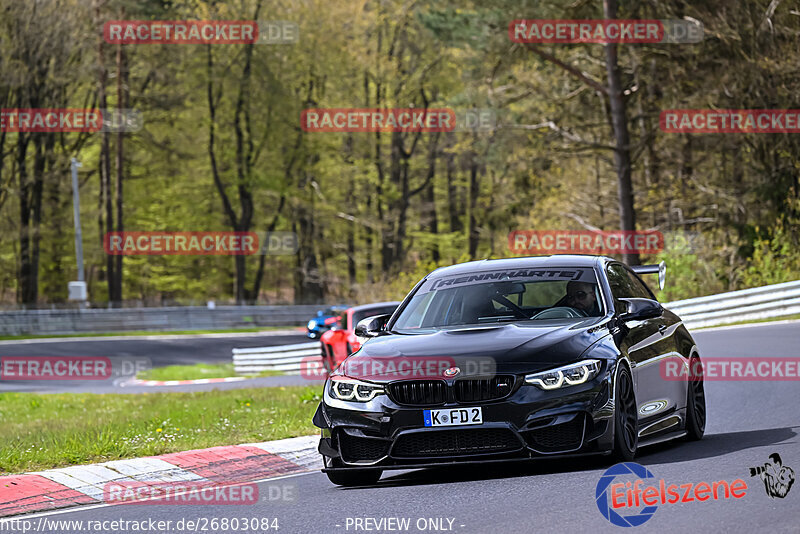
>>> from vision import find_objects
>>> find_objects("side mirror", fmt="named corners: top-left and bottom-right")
top-left (354, 314), bottom-right (391, 338)
top-left (618, 298), bottom-right (663, 322)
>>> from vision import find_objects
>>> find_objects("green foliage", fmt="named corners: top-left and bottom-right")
top-left (0, 387), bottom-right (319, 473)
top-left (0, 0), bottom-right (799, 307)
top-left (742, 218), bottom-right (800, 288)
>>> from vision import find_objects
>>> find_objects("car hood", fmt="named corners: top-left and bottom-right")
top-left (335, 317), bottom-right (611, 382)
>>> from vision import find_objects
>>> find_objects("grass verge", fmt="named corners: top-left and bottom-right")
top-left (137, 363), bottom-right (283, 381)
top-left (0, 386), bottom-right (321, 474)
top-left (0, 326), bottom-right (300, 341)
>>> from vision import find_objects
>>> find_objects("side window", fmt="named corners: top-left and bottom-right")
top-left (623, 269), bottom-right (655, 299)
top-left (607, 264), bottom-right (654, 299)
top-left (628, 273), bottom-right (655, 300)
top-left (607, 264), bottom-right (633, 300)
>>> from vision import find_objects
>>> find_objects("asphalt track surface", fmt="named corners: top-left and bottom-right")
top-left (6, 321), bottom-right (799, 533)
top-left (0, 331), bottom-right (312, 393)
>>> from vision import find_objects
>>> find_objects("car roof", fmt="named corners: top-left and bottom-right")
top-left (349, 301), bottom-right (401, 313)
top-left (427, 255), bottom-right (613, 279)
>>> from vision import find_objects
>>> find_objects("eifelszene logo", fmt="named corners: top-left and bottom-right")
top-left (595, 462), bottom-right (748, 527)
top-left (749, 453), bottom-right (795, 498)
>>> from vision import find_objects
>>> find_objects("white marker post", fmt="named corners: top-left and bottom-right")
top-left (69, 157), bottom-right (87, 305)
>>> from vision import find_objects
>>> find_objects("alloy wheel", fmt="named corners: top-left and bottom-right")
top-left (618, 369), bottom-right (638, 453)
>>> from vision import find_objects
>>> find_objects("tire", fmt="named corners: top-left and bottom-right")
top-left (325, 460), bottom-right (382, 487)
top-left (321, 345), bottom-right (334, 374)
top-left (612, 365), bottom-right (638, 462)
top-left (684, 355), bottom-right (706, 441)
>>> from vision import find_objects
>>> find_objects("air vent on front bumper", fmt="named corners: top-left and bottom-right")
top-left (392, 428), bottom-right (523, 458)
top-left (387, 380), bottom-right (447, 406)
top-left (522, 414), bottom-right (585, 453)
top-left (454, 376), bottom-right (516, 402)
top-left (338, 432), bottom-right (390, 463)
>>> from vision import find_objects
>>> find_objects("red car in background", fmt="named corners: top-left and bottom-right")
top-left (320, 301), bottom-right (400, 372)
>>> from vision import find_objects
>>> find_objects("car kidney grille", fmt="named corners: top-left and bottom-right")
top-left (387, 380), bottom-right (447, 406)
top-left (392, 429), bottom-right (522, 458)
top-left (338, 433), bottom-right (390, 462)
top-left (455, 376), bottom-right (515, 402)
top-left (523, 414), bottom-right (585, 452)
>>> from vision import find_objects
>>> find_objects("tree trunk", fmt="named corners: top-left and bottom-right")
top-left (97, 13), bottom-right (116, 302)
top-left (17, 133), bottom-right (33, 304)
top-left (249, 195), bottom-right (286, 302)
top-left (603, 0), bottom-right (639, 265)
top-left (112, 35), bottom-right (127, 305)
top-left (206, 1), bottom-right (264, 304)
top-left (365, 196), bottom-right (375, 283)
top-left (446, 136), bottom-right (462, 234)
top-left (423, 134), bottom-right (440, 262)
top-left (392, 131), bottom-right (408, 268)
top-left (363, 71), bottom-right (374, 283)
top-left (293, 200), bottom-right (324, 304)
top-left (467, 150), bottom-right (480, 259)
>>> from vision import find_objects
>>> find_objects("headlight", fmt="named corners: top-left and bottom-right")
top-left (525, 359), bottom-right (602, 390)
top-left (307, 320), bottom-right (317, 329)
top-left (329, 378), bottom-right (384, 402)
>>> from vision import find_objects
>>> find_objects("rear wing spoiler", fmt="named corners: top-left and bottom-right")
top-left (631, 261), bottom-right (666, 291)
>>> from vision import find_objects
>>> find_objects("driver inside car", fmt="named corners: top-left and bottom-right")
top-left (562, 281), bottom-right (601, 316)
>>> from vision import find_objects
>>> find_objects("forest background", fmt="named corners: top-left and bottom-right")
top-left (1, 0), bottom-right (798, 308)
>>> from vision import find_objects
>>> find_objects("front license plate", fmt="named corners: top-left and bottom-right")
top-left (423, 407), bottom-right (483, 427)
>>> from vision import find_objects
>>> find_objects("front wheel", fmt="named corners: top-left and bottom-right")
top-left (612, 365), bottom-right (638, 461)
top-left (684, 355), bottom-right (706, 441)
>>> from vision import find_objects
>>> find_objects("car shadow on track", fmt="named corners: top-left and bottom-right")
top-left (338, 455), bottom-right (613, 490)
top-left (336, 426), bottom-right (798, 490)
top-left (635, 426), bottom-right (798, 465)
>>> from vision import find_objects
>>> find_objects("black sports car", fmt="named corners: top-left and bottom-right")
top-left (313, 255), bottom-right (706, 486)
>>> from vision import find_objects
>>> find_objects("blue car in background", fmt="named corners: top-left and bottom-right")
top-left (307, 306), bottom-right (348, 339)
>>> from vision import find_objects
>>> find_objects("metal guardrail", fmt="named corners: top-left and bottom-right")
top-left (233, 280), bottom-right (800, 375)
top-left (664, 279), bottom-right (800, 329)
top-left (233, 342), bottom-right (323, 375)
top-left (0, 305), bottom-right (322, 335)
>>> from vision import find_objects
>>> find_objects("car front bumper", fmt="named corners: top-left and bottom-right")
top-left (313, 363), bottom-right (618, 471)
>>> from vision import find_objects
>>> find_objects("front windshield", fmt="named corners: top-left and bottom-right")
top-left (392, 267), bottom-right (603, 332)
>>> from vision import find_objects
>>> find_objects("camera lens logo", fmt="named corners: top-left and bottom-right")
top-left (596, 462), bottom-right (658, 527)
